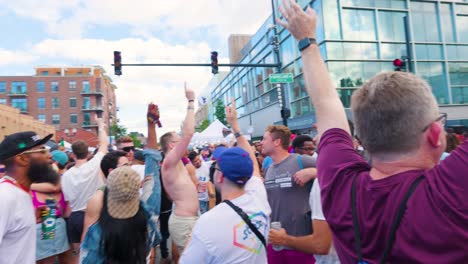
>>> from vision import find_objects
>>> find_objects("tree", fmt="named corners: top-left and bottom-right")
top-left (198, 119), bottom-right (210, 132)
top-left (129, 132), bottom-right (143, 148)
top-left (110, 122), bottom-right (127, 139)
top-left (214, 100), bottom-right (227, 125)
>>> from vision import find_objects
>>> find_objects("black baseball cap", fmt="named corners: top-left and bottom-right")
top-left (0, 131), bottom-right (53, 161)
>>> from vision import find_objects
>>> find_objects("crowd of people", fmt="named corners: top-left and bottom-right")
top-left (1, 1), bottom-right (467, 263)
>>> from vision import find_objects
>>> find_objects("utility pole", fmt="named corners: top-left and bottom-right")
top-left (271, 0), bottom-right (289, 127)
top-left (403, 15), bottom-right (414, 73)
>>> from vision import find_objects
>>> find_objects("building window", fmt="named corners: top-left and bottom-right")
top-left (446, 45), bottom-right (468, 61)
top-left (0, 82), bottom-right (6, 93)
top-left (70, 114), bottom-right (78, 124)
top-left (37, 81), bottom-right (45, 92)
top-left (449, 63), bottom-right (468, 86)
top-left (83, 113), bottom-right (91, 125)
top-left (0, 99), bottom-right (6, 105)
top-left (82, 81), bottom-right (90, 92)
top-left (452, 87), bottom-right (468, 104)
top-left (70, 97), bottom-right (77, 108)
top-left (83, 97), bottom-right (90, 109)
top-left (52, 114), bottom-right (60, 125)
top-left (417, 62), bottom-right (449, 105)
top-left (440, 3), bottom-right (456, 43)
top-left (11, 98), bottom-right (27, 112)
top-left (11, 82), bottom-right (27, 94)
top-left (411, 1), bottom-right (441, 42)
top-left (38, 114), bottom-right (46, 122)
top-left (69, 81), bottom-right (77, 91)
top-left (38, 98), bottom-right (46, 109)
top-left (415, 44), bottom-right (444, 60)
top-left (52, 97), bottom-right (59, 109)
top-left (41, 71), bottom-right (48, 76)
top-left (51, 81), bottom-right (59, 92)
top-left (342, 9), bottom-right (377, 41)
top-left (456, 15), bottom-right (468, 43)
top-left (378, 11), bottom-right (406, 41)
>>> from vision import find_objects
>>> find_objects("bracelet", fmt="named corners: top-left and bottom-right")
top-left (187, 106), bottom-right (195, 110)
top-left (234, 132), bottom-right (242, 138)
top-left (188, 100), bottom-right (195, 103)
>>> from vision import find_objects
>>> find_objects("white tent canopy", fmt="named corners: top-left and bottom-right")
top-left (191, 119), bottom-right (230, 145)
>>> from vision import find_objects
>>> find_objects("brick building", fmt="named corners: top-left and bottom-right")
top-left (0, 66), bottom-right (118, 135)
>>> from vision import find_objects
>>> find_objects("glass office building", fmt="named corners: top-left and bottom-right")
top-left (209, 0), bottom-right (468, 137)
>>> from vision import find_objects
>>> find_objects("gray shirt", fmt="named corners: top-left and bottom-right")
top-left (264, 154), bottom-right (316, 237)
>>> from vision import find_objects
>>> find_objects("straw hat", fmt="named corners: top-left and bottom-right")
top-left (106, 166), bottom-right (140, 219)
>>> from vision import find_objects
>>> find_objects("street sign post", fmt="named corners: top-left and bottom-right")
top-left (269, 73), bottom-right (294, 84)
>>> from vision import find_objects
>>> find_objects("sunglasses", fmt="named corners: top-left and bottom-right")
top-left (0, 167), bottom-right (5, 173)
top-left (20, 147), bottom-right (49, 155)
top-left (120, 146), bottom-right (135, 153)
top-left (298, 147), bottom-right (315, 151)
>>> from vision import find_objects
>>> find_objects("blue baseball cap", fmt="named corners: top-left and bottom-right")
top-left (213, 147), bottom-right (253, 185)
top-left (51, 150), bottom-right (68, 166)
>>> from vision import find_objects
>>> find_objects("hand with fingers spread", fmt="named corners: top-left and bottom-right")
top-left (276, 0), bottom-right (317, 41)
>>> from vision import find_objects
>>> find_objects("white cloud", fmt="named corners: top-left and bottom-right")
top-left (0, 49), bottom-right (37, 65)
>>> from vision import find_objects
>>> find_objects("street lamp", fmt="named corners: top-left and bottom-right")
top-left (64, 128), bottom-right (77, 143)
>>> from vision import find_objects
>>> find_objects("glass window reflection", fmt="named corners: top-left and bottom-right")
top-left (342, 9), bottom-right (377, 41)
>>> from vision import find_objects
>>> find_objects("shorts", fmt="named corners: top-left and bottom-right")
top-left (168, 213), bottom-right (198, 254)
top-left (67, 211), bottom-right (85, 243)
top-left (36, 217), bottom-right (70, 260)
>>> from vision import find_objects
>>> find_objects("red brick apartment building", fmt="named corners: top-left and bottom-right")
top-left (0, 66), bottom-right (118, 136)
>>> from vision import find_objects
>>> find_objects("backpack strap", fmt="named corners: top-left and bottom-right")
top-left (352, 175), bottom-right (425, 264)
top-left (224, 200), bottom-right (266, 248)
top-left (297, 155), bottom-right (304, 170)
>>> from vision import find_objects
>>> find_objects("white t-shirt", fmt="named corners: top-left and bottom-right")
top-left (131, 164), bottom-right (145, 195)
top-left (310, 180), bottom-right (341, 264)
top-left (62, 152), bottom-right (105, 211)
top-left (180, 176), bottom-right (271, 264)
top-left (195, 162), bottom-right (211, 202)
top-left (0, 177), bottom-right (36, 264)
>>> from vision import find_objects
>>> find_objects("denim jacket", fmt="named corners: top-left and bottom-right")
top-left (80, 149), bottom-right (162, 263)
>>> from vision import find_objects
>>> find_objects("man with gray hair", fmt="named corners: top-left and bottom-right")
top-left (278, 0), bottom-right (467, 263)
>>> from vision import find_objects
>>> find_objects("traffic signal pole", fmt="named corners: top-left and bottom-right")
top-left (403, 15), bottom-right (414, 73)
top-left (113, 63), bottom-right (280, 68)
top-left (271, 0), bottom-right (288, 127)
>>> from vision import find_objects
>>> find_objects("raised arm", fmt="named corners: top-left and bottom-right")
top-left (163, 84), bottom-right (196, 167)
top-left (146, 103), bottom-right (159, 149)
top-left (95, 114), bottom-right (109, 154)
top-left (277, 0), bottom-right (349, 137)
top-left (225, 98), bottom-right (261, 177)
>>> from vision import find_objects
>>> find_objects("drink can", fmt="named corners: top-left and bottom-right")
top-left (41, 198), bottom-right (57, 240)
top-left (271, 221), bottom-right (283, 251)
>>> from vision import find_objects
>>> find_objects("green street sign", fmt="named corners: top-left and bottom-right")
top-left (269, 73), bottom-right (294, 84)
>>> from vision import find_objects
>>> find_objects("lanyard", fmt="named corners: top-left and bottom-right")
top-left (1, 176), bottom-right (30, 193)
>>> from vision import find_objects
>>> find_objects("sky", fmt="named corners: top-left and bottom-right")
top-left (0, 0), bottom-right (272, 136)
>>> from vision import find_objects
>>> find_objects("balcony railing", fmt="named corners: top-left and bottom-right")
top-left (8, 91), bottom-right (28, 97)
top-left (82, 122), bottom-right (98, 128)
top-left (81, 89), bottom-right (104, 96)
top-left (81, 105), bottom-right (104, 112)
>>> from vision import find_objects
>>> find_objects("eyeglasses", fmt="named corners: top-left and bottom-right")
top-left (120, 146), bottom-right (135, 153)
top-left (20, 147), bottom-right (49, 155)
top-left (298, 147), bottom-right (315, 151)
top-left (422, 113), bottom-right (447, 132)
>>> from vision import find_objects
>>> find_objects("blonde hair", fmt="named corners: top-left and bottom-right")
top-left (159, 132), bottom-right (175, 154)
top-left (351, 72), bottom-right (438, 156)
top-left (266, 125), bottom-right (291, 150)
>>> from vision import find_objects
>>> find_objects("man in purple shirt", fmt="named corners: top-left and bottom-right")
top-left (277, 1), bottom-right (467, 263)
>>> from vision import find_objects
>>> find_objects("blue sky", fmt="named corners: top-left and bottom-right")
top-left (0, 0), bottom-right (271, 135)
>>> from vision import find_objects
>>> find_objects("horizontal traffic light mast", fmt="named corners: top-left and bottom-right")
top-left (112, 50), bottom-right (280, 76)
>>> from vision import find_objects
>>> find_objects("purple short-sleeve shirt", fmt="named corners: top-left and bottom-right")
top-left (317, 128), bottom-right (468, 264)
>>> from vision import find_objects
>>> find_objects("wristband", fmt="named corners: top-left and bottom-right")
top-left (234, 132), bottom-right (242, 138)
top-left (187, 106), bottom-right (195, 110)
top-left (188, 100), bottom-right (195, 103)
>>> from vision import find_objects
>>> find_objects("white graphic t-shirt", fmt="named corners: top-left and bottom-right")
top-left (195, 161), bottom-right (212, 202)
top-left (180, 176), bottom-right (271, 264)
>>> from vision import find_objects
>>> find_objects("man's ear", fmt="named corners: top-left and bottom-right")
top-left (427, 123), bottom-right (443, 148)
top-left (217, 173), bottom-right (224, 184)
top-left (15, 154), bottom-right (30, 167)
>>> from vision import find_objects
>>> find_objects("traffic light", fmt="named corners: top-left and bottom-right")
top-left (281, 107), bottom-right (291, 119)
top-left (393, 57), bottom-right (406, 71)
top-left (114, 51), bottom-right (122, 76)
top-left (211, 51), bottom-right (218, 74)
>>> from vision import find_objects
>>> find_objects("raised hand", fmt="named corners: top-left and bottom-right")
top-left (225, 98), bottom-right (238, 127)
top-left (94, 113), bottom-right (105, 129)
top-left (276, 0), bottom-right (317, 41)
top-left (185, 82), bottom-right (195, 101)
top-left (147, 103), bottom-right (161, 127)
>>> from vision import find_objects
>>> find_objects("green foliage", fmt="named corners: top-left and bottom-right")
top-left (214, 100), bottom-right (227, 125)
top-left (110, 122), bottom-right (127, 139)
top-left (129, 133), bottom-right (143, 148)
top-left (199, 119), bottom-right (210, 131)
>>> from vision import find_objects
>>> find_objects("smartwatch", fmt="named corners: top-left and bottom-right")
top-left (298, 38), bottom-right (317, 52)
